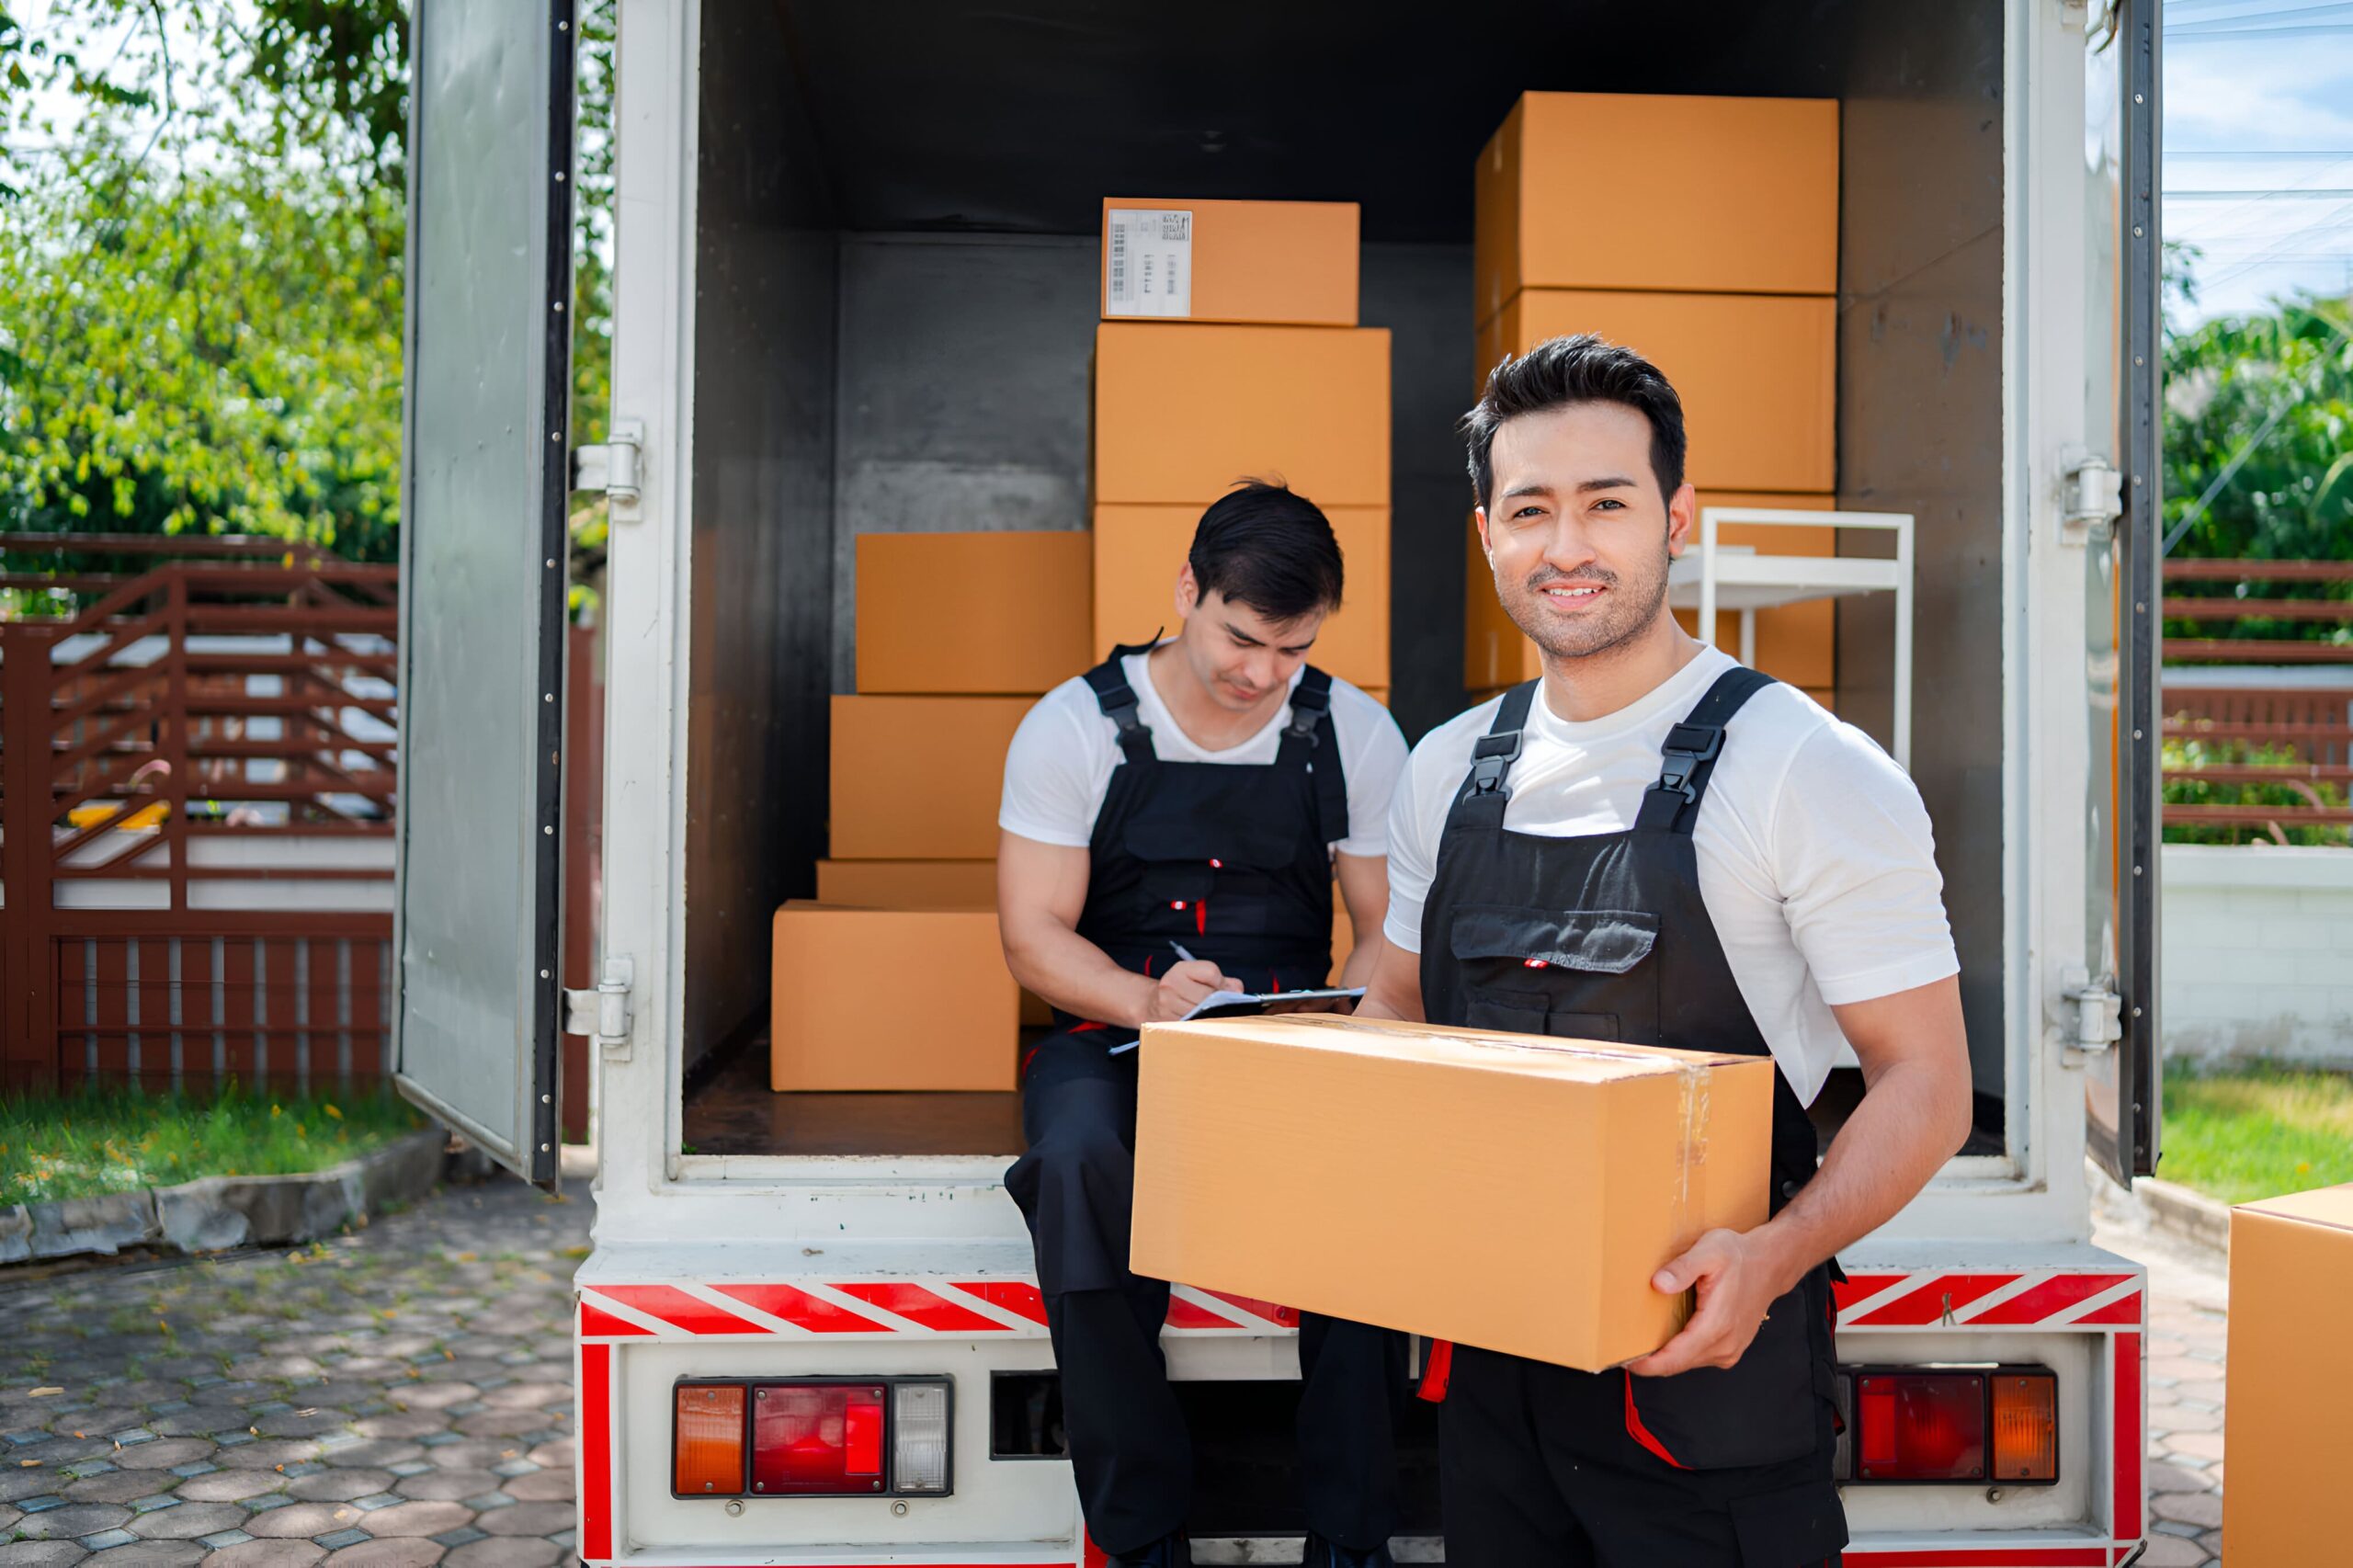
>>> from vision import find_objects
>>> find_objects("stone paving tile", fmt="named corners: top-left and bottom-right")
top-left (0, 1544), bottom-right (89, 1567)
top-left (284, 1472), bottom-right (394, 1506)
top-left (172, 1471), bottom-right (284, 1504)
top-left (322, 1543), bottom-right (444, 1568)
top-left (388, 1475), bottom-right (497, 1506)
top-left (0, 1178), bottom-right (588, 1568)
top-left (125, 1503), bottom-right (252, 1541)
top-left (60, 1475), bottom-right (174, 1507)
top-left (92, 1542), bottom-right (206, 1567)
top-left (12, 1504), bottom-right (132, 1540)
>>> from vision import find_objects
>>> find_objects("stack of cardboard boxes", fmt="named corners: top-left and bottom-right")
top-left (1092, 199), bottom-right (1391, 701)
top-left (1462, 93), bottom-right (1843, 709)
top-left (772, 198), bottom-right (1391, 1094)
top-left (771, 532), bottom-right (1090, 1091)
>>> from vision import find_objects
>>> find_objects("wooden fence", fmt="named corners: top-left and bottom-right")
top-left (2160, 559), bottom-right (2353, 835)
top-left (1, 540), bottom-right (400, 1093)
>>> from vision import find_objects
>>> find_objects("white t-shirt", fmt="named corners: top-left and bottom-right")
top-left (1384, 646), bottom-right (1958, 1105)
top-left (999, 651), bottom-right (1408, 858)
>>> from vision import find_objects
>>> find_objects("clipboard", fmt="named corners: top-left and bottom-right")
top-left (1107, 987), bottom-right (1366, 1053)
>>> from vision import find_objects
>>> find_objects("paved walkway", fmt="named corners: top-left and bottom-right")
top-left (2, 1172), bottom-right (2234, 1565)
top-left (0, 1175), bottom-right (590, 1568)
top-left (2094, 1205), bottom-right (2232, 1568)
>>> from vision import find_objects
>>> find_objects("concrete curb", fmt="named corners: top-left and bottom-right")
top-left (2088, 1159), bottom-right (2234, 1258)
top-left (0, 1127), bottom-right (452, 1264)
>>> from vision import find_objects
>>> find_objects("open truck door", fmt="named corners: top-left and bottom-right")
top-left (2082, 0), bottom-right (2164, 1187)
top-left (392, 0), bottom-right (578, 1187)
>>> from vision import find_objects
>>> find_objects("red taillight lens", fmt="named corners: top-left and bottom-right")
top-left (673, 1384), bottom-right (745, 1496)
top-left (1991, 1371), bottom-right (2058, 1482)
top-left (751, 1383), bottom-right (888, 1495)
top-left (1854, 1372), bottom-right (1986, 1482)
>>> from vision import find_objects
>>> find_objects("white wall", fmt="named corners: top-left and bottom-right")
top-left (2163, 844), bottom-right (2353, 1068)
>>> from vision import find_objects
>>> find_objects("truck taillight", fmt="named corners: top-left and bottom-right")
top-left (1840, 1365), bottom-right (2060, 1485)
top-left (754, 1383), bottom-right (887, 1494)
top-left (671, 1377), bottom-right (956, 1499)
top-left (673, 1384), bottom-right (746, 1495)
top-left (892, 1381), bottom-right (951, 1494)
top-left (1990, 1371), bottom-right (2058, 1482)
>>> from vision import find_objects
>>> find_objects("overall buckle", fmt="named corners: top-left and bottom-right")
top-left (1468, 729), bottom-right (1522, 796)
top-left (1655, 722), bottom-right (1723, 804)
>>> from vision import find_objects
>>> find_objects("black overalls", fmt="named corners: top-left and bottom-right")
top-left (1420, 668), bottom-right (1847, 1568)
top-left (1004, 648), bottom-right (1405, 1559)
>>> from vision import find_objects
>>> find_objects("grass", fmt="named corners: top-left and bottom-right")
top-left (2156, 1062), bottom-right (2353, 1206)
top-left (0, 1083), bottom-right (427, 1205)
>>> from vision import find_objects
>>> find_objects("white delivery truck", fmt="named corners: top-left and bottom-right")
top-left (390, 0), bottom-right (2167, 1562)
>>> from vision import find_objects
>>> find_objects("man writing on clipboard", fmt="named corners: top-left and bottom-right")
top-left (997, 481), bottom-right (1411, 1568)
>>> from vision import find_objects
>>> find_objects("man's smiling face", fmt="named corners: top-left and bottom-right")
top-left (1476, 400), bottom-right (1696, 663)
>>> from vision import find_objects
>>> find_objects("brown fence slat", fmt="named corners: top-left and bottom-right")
top-left (2163, 597), bottom-right (2353, 622)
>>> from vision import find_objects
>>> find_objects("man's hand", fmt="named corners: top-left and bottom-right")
top-left (1141, 960), bottom-right (1243, 1025)
top-left (1625, 1227), bottom-right (1795, 1378)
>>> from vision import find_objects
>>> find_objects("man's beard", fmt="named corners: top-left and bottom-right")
top-left (1496, 544), bottom-right (1672, 663)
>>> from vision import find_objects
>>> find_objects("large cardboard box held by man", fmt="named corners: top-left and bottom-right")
top-left (2222, 1183), bottom-right (2353, 1564)
top-left (1131, 1015), bottom-right (1774, 1371)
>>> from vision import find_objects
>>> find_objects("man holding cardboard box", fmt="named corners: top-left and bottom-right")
top-left (1351, 336), bottom-right (1974, 1565)
top-left (997, 483), bottom-right (1410, 1568)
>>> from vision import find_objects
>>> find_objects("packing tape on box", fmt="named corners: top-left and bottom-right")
top-left (1276, 1015), bottom-right (1717, 1322)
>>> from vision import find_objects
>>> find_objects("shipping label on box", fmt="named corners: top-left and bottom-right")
top-left (1105, 208), bottom-right (1193, 318)
top-left (1131, 1014), bottom-right (1773, 1371)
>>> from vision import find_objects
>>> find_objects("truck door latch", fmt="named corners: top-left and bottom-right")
top-left (563, 956), bottom-right (635, 1062)
top-left (2058, 454), bottom-right (2122, 546)
top-left (569, 419), bottom-right (644, 512)
top-left (2060, 964), bottom-right (2121, 1055)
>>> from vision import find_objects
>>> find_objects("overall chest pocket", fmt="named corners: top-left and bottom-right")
top-left (1448, 905), bottom-right (1659, 1041)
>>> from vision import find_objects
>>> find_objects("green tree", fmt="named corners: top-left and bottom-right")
top-left (0, 1), bottom-right (613, 579)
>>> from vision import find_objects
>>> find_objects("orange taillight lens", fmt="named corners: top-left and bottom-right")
top-left (674, 1383), bottom-right (746, 1495)
top-left (1990, 1371), bottom-right (2058, 1482)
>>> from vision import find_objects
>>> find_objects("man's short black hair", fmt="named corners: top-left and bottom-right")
top-left (1460, 335), bottom-right (1688, 512)
top-left (1188, 480), bottom-right (1345, 622)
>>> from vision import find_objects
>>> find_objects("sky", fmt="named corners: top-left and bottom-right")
top-left (2164, 0), bottom-right (2353, 322)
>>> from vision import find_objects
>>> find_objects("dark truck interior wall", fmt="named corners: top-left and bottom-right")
top-left (681, 0), bottom-right (838, 1075)
top-left (1828, 2), bottom-right (2009, 1124)
top-left (686, 0), bottom-right (2008, 1141)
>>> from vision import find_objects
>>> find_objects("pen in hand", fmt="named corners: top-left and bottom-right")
top-left (1168, 939), bottom-right (1199, 964)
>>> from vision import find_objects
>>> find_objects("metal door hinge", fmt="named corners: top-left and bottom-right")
top-left (570, 419), bottom-right (643, 512)
top-left (2058, 453), bottom-right (2122, 546)
top-left (563, 956), bottom-right (635, 1062)
top-left (2059, 964), bottom-right (2122, 1059)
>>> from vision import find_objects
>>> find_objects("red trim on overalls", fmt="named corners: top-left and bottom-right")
top-left (1416, 1338), bottom-right (1453, 1402)
top-left (1621, 1370), bottom-right (1688, 1469)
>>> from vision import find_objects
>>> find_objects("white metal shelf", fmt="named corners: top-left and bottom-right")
top-left (1667, 506), bottom-right (1916, 770)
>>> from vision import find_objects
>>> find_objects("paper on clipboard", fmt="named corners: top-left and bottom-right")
top-left (1107, 986), bottom-right (1366, 1053)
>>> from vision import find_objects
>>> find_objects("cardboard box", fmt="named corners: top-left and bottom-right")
top-left (813, 859), bottom-right (1050, 1025)
top-left (815, 858), bottom-right (996, 909)
top-left (1094, 324), bottom-right (1390, 506)
top-left (1477, 290), bottom-right (1834, 494)
top-left (1465, 495), bottom-right (1836, 690)
top-left (1131, 1015), bottom-right (1774, 1370)
top-left (829, 695), bottom-right (1029, 859)
top-left (1474, 92), bottom-right (1838, 323)
top-left (2224, 1184), bottom-right (2353, 1564)
top-left (770, 904), bottom-right (1017, 1091)
top-left (1092, 504), bottom-right (1389, 687)
top-left (856, 531), bottom-right (1093, 695)
top-left (1102, 199), bottom-right (1358, 326)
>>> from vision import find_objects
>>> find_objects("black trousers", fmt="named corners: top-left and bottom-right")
top-left (1006, 1033), bottom-right (1405, 1557)
top-left (1438, 1344), bottom-right (1847, 1568)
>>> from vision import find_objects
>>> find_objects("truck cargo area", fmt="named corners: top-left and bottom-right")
top-left (672, 0), bottom-right (2010, 1165)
